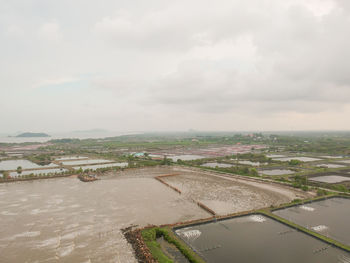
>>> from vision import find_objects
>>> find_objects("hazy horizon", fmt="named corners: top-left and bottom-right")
top-left (1, 0), bottom-right (350, 132)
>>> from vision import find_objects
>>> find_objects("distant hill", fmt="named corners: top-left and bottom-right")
top-left (15, 132), bottom-right (50, 138)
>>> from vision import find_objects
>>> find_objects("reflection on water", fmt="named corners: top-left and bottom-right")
top-left (0, 172), bottom-right (208, 262)
top-left (176, 215), bottom-right (349, 263)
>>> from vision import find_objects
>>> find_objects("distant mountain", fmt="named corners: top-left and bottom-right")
top-left (15, 132), bottom-right (50, 138)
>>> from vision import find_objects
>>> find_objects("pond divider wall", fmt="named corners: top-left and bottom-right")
top-left (155, 174), bottom-right (182, 194)
top-left (271, 194), bottom-right (350, 212)
top-left (155, 174), bottom-right (217, 216)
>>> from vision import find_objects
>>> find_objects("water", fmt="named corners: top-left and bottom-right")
top-left (316, 164), bottom-right (346, 168)
top-left (274, 157), bottom-right (322, 162)
top-left (261, 169), bottom-right (295, 176)
top-left (237, 160), bottom-right (263, 166)
top-left (337, 160), bottom-right (350, 164)
top-left (9, 168), bottom-right (68, 177)
top-left (274, 197), bottom-right (350, 245)
top-left (55, 156), bottom-right (88, 161)
top-left (266, 154), bottom-right (286, 158)
top-left (162, 172), bottom-right (306, 215)
top-left (0, 167), bottom-right (209, 262)
top-left (200, 163), bottom-right (234, 168)
top-left (0, 160), bottom-right (57, 171)
top-left (73, 163), bottom-right (128, 170)
top-left (60, 159), bottom-right (114, 166)
top-left (320, 156), bottom-right (344, 159)
top-left (175, 214), bottom-right (349, 263)
top-left (309, 175), bottom-right (350, 183)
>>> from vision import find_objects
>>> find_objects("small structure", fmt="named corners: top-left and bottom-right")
top-left (78, 174), bottom-right (98, 182)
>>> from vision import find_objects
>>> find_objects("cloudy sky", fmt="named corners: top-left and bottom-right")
top-left (1, 0), bottom-right (350, 133)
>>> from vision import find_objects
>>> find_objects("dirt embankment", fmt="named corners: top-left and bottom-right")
top-left (122, 227), bottom-right (157, 263)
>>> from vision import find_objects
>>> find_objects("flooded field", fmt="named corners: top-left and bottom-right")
top-left (73, 162), bottom-right (128, 170)
top-left (200, 163), bottom-right (234, 168)
top-left (320, 156), bottom-right (344, 159)
top-left (9, 168), bottom-right (68, 177)
top-left (274, 197), bottom-right (350, 245)
top-left (337, 160), bottom-right (350, 164)
top-left (60, 159), bottom-right (114, 166)
top-left (55, 156), bottom-right (88, 161)
top-left (0, 160), bottom-right (57, 170)
top-left (237, 160), bottom-right (263, 166)
top-left (266, 154), bottom-right (286, 158)
top-left (316, 164), bottom-right (346, 168)
top-left (261, 169), bottom-right (295, 176)
top-left (310, 175), bottom-right (350, 183)
top-left (175, 214), bottom-right (349, 263)
top-left (273, 157), bottom-right (322, 162)
top-left (0, 167), bottom-right (209, 263)
top-left (162, 170), bottom-right (308, 215)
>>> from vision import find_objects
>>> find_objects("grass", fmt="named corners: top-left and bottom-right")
top-left (141, 227), bottom-right (206, 263)
top-left (141, 228), bottom-right (173, 263)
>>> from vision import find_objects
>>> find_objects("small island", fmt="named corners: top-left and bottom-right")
top-left (15, 132), bottom-right (50, 138)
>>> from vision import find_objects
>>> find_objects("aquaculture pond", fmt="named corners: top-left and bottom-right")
top-left (0, 169), bottom-right (208, 263)
top-left (274, 197), bottom-right (350, 246)
top-left (260, 169), bottom-right (295, 176)
top-left (200, 163), bottom-right (234, 168)
top-left (175, 214), bottom-right (350, 263)
top-left (0, 160), bottom-right (57, 171)
top-left (273, 157), bottom-right (322, 162)
top-left (309, 175), bottom-right (350, 183)
top-left (60, 159), bottom-right (114, 166)
top-left (316, 164), bottom-right (346, 168)
top-left (337, 160), bottom-right (350, 164)
top-left (9, 168), bottom-right (68, 177)
top-left (237, 160), bottom-right (263, 166)
top-left (55, 156), bottom-right (88, 161)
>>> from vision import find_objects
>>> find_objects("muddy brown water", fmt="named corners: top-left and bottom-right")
top-left (175, 215), bottom-right (350, 263)
top-left (161, 171), bottom-right (308, 215)
top-left (0, 167), bottom-right (209, 263)
top-left (273, 197), bottom-right (350, 246)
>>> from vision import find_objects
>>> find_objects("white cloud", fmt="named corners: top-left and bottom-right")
top-left (1, 0), bottom-right (350, 132)
top-left (38, 21), bottom-right (62, 42)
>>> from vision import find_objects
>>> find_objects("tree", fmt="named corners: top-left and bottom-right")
top-left (289, 159), bottom-right (301, 166)
top-left (17, 166), bottom-right (22, 174)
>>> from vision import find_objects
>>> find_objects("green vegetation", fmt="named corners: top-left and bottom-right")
top-left (289, 159), bottom-right (302, 166)
top-left (292, 175), bottom-right (309, 191)
top-left (27, 154), bottom-right (53, 165)
top-left (141, 227), bottom-right (205, 263)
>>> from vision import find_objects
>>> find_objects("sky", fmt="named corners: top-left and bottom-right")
top-left (1, 0), bottom-right (350, 133)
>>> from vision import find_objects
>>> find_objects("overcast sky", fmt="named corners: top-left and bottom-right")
top-left (1, 0), bottom-right (350, 133)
